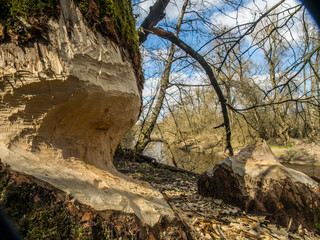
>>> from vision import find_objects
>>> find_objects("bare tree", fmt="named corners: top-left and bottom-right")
top-left (135, 0), bottom-right (320, 159)
top-left (135, 0), bottom-right (189, 153)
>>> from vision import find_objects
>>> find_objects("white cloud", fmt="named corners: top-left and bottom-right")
top-left (211, 0), bottom-right (302, 34)
top-left (135, 0), bottom-right (224, 23)
top-left (208, 0), bottom-right (313, 67)
top-left (143, 76), bottom-right (160, 99)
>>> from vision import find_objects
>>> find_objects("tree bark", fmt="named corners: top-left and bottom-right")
top-left (138, 0), bottom-right (171, 44)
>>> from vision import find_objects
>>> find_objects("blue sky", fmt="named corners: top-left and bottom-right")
top-left (132, 0), bottom-right (319, 114)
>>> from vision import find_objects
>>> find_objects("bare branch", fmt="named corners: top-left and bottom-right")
top-left (146, 26), bottom-right (234, 155)
top-left (138, 0), bottom-right (171, 44)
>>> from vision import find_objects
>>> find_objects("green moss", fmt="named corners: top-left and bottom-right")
top-left (0, 0), bottom-right (138, 51)
top-left (270, 144), bottom-right (294, 150)
top-left (78, 0), bottom-right (139, 57)
top-left (315, 221), bottom-right (320, 230)
top-left (141, 174), bottom-right (155, 182)
top-left (0, 166), bottom-right (87, 239)
top-left (0, 0), bottom-right (59, 41)
top-left (91, 215), bottom-right (112, 239)
top-left (0, 182), bottom-right (83, 239)
top-left (8, 0), bottom-right (58, 20)
top-left (138, 162), bottom-right (152, 170)
top-left (0, 168), bottom-right (10, 198)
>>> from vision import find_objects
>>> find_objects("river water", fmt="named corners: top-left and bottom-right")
top-left (143, 142), bottom-right (320, 178)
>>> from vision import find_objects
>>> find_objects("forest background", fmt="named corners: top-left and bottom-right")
top-left (126, 0), bottom-right (320, 173)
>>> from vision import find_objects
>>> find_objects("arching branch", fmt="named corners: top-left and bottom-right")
top-left (144, 26), bottom-right (234, 155)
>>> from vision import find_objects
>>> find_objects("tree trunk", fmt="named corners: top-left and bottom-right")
top-left (0, 0), bottom-right (189, 237)
top-left (136, 0), bottom-right (189, 153)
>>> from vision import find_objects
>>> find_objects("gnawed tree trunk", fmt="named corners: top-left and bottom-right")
top-left (0, 0), bottom-right (190, 238)
top-left (198, 141), bottom-right (320, 231)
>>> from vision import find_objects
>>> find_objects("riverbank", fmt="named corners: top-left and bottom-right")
top-left (271, 139), bottom-right (320, 178)
top-left (140, 139), bottom-right (320, 178)
top-left (114, 149), bottom-right (320, 239)
top-left (271, 139), bottom-right (320, 165)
